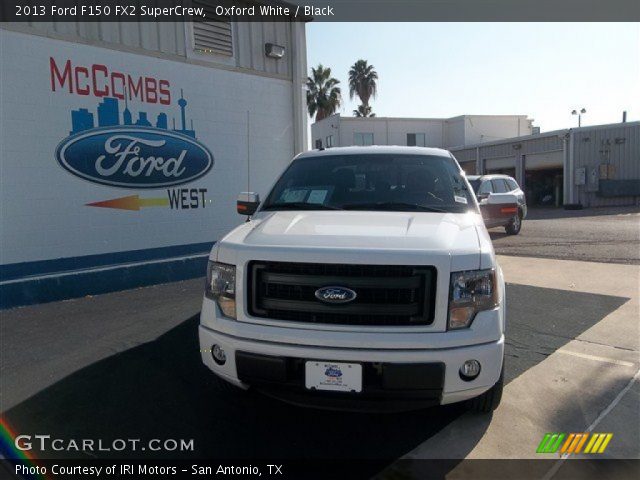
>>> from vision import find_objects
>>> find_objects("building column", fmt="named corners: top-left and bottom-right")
top-left (562, 132), bottom-right (570, 205)
top-left (516, 154), bottom-right (525, 188)
top-left (291, 21), bottom-right (308, 154)
top-left (568, 131), bottom-right (576, 204)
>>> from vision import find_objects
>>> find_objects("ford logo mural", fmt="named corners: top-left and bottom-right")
top-left (314, 286), bottom-right (358, 304)
top-left (55, 127), bottom-right (214, 189)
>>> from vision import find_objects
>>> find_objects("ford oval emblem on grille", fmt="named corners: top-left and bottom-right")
top-left (315, 286), bottom-right (357, 304)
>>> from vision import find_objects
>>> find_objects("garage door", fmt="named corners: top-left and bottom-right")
top-left (525, 151), bottom-right (563, 170)
top-left (485, 156), bottom-right (516, 171)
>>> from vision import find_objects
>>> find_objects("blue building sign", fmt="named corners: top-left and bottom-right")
top-left (58, 90), bottom-right (213, 189)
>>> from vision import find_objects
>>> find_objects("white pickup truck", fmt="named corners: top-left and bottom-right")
top-left (200, 146), bottom-right (512, 412)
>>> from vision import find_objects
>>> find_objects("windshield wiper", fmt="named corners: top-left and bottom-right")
top-left (261, 202), bottom-right (342, 211)
top-left (341, 202), bottom-right (449, 212)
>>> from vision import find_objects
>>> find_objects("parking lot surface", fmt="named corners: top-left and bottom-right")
top-left (490, 206), bottom-right (640, 264)
top-left (1, 208), bottom-right (638, 478)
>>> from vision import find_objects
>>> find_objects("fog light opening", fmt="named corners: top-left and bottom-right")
top-left (212, 344), bottom-right (227, 365)
top-left (459, 359), bottom-right (481, 381)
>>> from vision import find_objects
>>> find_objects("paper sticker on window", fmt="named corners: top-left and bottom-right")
top-left (454, 195), bottom-right (468, 204)
top-left (280, 189), bottom-right (308, 203)
top-left (308, 190), bottom-right (329, 204)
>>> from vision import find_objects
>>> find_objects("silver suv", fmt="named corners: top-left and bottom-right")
top-left (467, 175), bottom-right (527, 235)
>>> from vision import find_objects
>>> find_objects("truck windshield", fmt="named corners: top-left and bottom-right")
top-left (261, 154), bottom-right (475, 213)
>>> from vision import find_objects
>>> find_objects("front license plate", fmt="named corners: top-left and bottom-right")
top-left (305, 361), bottom-right (362, 393)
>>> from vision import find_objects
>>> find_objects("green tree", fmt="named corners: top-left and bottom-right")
top-left (348, 59), bottom-right (378, 113)
top-left (353, 105), bottom-right (375, 117)
top-left (306, 65), bottom-right (342, 122)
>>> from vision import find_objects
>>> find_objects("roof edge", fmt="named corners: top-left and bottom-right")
top-left (450, 121), bottom-right (640, 151)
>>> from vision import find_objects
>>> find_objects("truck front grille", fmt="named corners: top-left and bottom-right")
top-left (247, 261), bottom-right (436, 326)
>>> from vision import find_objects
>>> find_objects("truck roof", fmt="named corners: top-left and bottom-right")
top-left (296, 145), bottom-right (453, 159)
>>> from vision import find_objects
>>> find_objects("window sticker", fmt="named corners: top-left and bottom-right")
top-left (454, 195), bottom-right (468, 204)
top-left (279, 188), bottom-right (308, 203)
top-left (307, 189), bottom-right (329, 204)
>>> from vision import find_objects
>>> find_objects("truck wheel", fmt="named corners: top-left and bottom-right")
top-left (466, 367), bottom-right (504, 414)
top-left (504, 211), bottom-right (522, 235)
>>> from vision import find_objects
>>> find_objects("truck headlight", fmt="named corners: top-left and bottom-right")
top-left (205, 261), bottom-right (236, 319)
top-left (448, 269), bottom-right (498, 329)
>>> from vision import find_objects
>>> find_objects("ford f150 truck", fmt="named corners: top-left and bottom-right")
top-left (200, 146), bottom-right (512, 412)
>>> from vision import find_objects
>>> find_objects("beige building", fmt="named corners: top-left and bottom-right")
top-left (311, 113), bottom-right (534, 150)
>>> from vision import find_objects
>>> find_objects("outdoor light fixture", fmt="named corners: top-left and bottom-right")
top-left (265, 43), bottom-right (285, 59)
top-left (512, 144), bottom-right (522, 150)
top-left (571, 108), bottom-right (587, 127)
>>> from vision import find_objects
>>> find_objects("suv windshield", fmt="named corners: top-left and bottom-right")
top-left (261, 154), bottom-right (475, 213)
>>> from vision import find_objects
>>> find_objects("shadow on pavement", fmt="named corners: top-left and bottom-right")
top-left (2, 313), bottom-right (465, 466)
top-left (524, 206), bottom-right (639, 221)
top-left (1, 285), bottom-right (628, 477)
top-left (503, 284), bottom-right (628, 384)
top-left (488, 230), bottom-right (510, 241)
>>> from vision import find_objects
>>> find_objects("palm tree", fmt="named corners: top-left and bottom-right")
top-left (306, 65), bottom-right (342, 122)
top-left (348, 59), bottom-right (378, 109)
top-left (353, 105), bottom-right (375, 117)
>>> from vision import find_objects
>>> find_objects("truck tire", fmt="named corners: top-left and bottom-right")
top-left (504, 210), bottom-right (522, 235)
top-left (467, 366), bottom-right (504, 414)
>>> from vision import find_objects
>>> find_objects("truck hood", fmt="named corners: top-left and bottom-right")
top-left (220, 211), bottom-right (485, 268)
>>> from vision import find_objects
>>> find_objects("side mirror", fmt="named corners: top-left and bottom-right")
top-left (237, 192), bottom-right (260, 215)
top-left (477, 192), bottom-right (490, 201)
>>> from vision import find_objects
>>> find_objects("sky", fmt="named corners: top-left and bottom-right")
top-left (306, 23), bottom-right (639, 132)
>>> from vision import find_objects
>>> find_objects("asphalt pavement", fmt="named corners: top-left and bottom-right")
top-left (0, 207), bottom-right (638, 479)
top-left (490, 206), bottom-right (640, 264)
top-left (1, 264), bottom-right (637, 471)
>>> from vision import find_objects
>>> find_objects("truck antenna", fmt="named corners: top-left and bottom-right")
top-left (246, 110), bottom-right (251, 222)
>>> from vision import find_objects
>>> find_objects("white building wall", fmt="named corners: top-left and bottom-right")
top-left (311, 114), bottom-right (341, 148)
top-left (16, 13), bottom-right (294, 79)
top-left (311, 114), bottom-right (534, 150)
top-left (337, 117), bottom-right (390, 146)
top-left (444, 117), bottom-right (465, 149)
top-left (0, 28), bottom-right (296, 266)
top-left (462, 115), bottom-right (533, 146)
top-left (385, 119), bottom-right (445, 147)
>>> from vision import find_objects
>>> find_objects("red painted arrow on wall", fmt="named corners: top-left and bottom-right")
top-left (86, 195), bottom-right (169, 211)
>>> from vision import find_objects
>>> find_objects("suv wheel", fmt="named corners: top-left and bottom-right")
top-left (504, 210), bottom-right (522, 235)
top-left (466, 366), bottom-right (504, 414)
